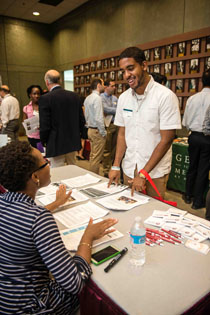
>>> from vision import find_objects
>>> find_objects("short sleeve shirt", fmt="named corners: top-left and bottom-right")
top-left (114, 77), bottom-right (181, 178)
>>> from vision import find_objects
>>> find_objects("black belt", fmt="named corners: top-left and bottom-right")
top-left (89, 127), bottom-right (98, 129)
top-left (191, 131), bottom-right (204, 135)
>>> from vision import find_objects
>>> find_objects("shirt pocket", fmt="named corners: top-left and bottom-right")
top-left (139, 107), bottom-right (159, 130)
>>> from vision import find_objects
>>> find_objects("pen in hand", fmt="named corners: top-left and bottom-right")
top-left (104, 247), bottom-right (128, 273)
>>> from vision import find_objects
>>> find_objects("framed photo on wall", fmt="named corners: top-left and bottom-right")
top-left (103, 59), bottom-right (108, 69)
top-left (206, 36), bottom-right (210, 52)
top-left (86, 75), bottom-right (90, 84)
top-left (80, 76), bottom-right (85, 84)
top-left (154, 64), bottom-right (160, 73)
top-left (96, 60), bottom-right (102, 70)
top-left (118, 70), bottom-right (123, 81)
top-left (144, 49), bottom-right (150, 61)
top-left (177, 60), bottom-right (185, 75)
top-left (75, 66), bottom-right (79, 74)
top-left (190, 59), bottom-right (199, 73)
top-left (177, 42), bottom-right (185, 56)
top-left (176, 79), bottom-right (183, 92)
top-left (103, 72), bottom-right (108, 80)
top-left (165, 44), bottom-right (173, 58)
top-left (85, 64), bottom-right (90, 72)
top-left (90, 62), bottom-right (96, 71)
top-left (189, 79), bottom-right (197, 92)
top-left (165, 62), bottom-right (172, 76)
top-left (166, 80), bottom-right (171, 89)
top-left (75, 77), bottom-right (80, 85)
top-left (205, 57), bottom-right (210, 70)
top-left (80, 64), bottom-right (84, 73)
top-left (117, 84), bottom-right (123, 94)
top-left (110, 57), bottom-right (116, 68)
top-left (191, 39), bottom-right (200, 54)
top-left (154, 47), bottom-right (160, 60)
top-left (110, 71), bottom-right (115, 80)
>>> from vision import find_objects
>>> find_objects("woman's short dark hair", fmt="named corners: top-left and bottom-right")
top-left (0, 141), bottom-right (39, 192)
top-left (119, 47), bottom-right (146, 65)
top-left (27, 85), bottom-right (43, 98)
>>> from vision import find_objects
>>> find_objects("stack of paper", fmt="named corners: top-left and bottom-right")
top-left (60, 219), bottom-right (123, 251)
top-left (144, 209), bottom-right (210, 243)
top-left (61, 174), bottom-right (101, 188)
top-left (80, 182), bottom-right (127, 198)
top-left (37, 189), bottom-right (89, 208)
top-left (53, 201), bottom-right (109, 229)
top-left (96, 189), bottom-right (150, 210)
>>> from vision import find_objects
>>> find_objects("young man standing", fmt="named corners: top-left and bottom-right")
top-left (84, 78), bottom-right (106, 174)
top-left (109, 47), bottom-right (181, 197)
top-left (100, 79), bottom-right (118, 177)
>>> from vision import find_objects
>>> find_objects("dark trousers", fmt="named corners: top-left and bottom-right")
top-left (28, 137), bottom-right (40, 149)
top-left (206, 189), bottom-right (210, 221)
top-left (186, 132), bottom-right (210, 205)
top-left (1, 119), bottom-right (19, 141)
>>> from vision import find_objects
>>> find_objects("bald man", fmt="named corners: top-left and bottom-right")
top-left (39, 70), bottom-right (85, 167)
top-left (0, 85), bottom-right (20, 141)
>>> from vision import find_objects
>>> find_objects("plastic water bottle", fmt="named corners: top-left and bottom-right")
top-left (129, 216), bottom-right (146, 267)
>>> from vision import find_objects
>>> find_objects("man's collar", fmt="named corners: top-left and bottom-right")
top-left (131, 75), bottom-right (154, 97)
top-left (104, 92), bottom-right (111, 97)
top-left (93, 90), bottom-right (100, 95)
top-left (50, 85), bottom-right (61, 92)
top-left (4, 93), bottom-right (11, 98)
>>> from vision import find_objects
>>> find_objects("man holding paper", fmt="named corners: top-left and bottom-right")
top-left (108, 47), bottom-right (181, 198)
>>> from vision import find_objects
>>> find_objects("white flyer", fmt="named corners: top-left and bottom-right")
top-left (144, 216), bottom-right (165, 227)
top-left (38, 189), bottom-right (89, 207)
top-left (22, 115), bottom-right (39, 136)
top-left (53, 201), bottom-right (109, 229)
top-left (61, 174), bottom-right (101, 188)
top-left (80, 182), bottom-right (127, 198)
top-left (96, 189), bottom-right (150, 210)
top-left (36, 181), bottom-right (61, 196)
top-left (60, 219), bottom-right (123, 251)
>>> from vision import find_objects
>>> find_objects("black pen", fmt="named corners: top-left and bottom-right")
top-left (104, 247), bottom-right (128, 273)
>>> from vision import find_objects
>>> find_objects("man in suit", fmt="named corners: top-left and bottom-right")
top-left (39, 69), bottom-right (85, 167)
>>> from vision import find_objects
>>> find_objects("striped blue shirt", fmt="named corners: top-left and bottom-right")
top-left (0, 191), bottom-right (92, 314)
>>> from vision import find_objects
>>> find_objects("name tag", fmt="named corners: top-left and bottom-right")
top-left (123, 108), bottom-right (133, 118)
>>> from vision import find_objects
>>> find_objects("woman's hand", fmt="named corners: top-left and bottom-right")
top-left (45, 184), bottom-right (72, 212)
top-left (82, 217), bottom-right (118, 243)
top-left (55, 184), bottom-right (72, 207)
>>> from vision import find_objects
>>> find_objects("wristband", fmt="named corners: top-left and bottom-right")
top-left (111, 166), bottom-right (120, 171)
top-left (139, 169), bottom-right (148, 179)
top-left (79, 242), bottom-right (92, 249)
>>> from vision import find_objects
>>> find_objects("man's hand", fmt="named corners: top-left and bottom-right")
top-left (128, 176), bottom-right (146, 196)
top-left (108, 169), bottom-right (120, 187)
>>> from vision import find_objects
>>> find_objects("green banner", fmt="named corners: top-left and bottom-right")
top-left (167, 143), bottom-right (189, 193)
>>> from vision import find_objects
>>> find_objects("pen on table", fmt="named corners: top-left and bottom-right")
top-left (104, 247), bottom-right (128, 273)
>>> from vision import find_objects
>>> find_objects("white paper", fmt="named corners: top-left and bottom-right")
top-left (152, 210), bottom-right (170, 218)
top-left (61, 174), bottom-right (101, 188)
top-left (144, 216), bottom-right (165, 227)
top-left (80, 182), bottom-right (127, 198)
top-left (193, 225), bottom-right (210, 239)
top-left (36, 182), bottom-right (62, 196)
top-left (38, 189), bottom-right (89, 207)
top-left (161, 222), bottom-right (183, 232)
top-left (188, 233), bottom-right (208, 243)
top-left (53, 201), bottom-right (109, 229)
top-left (0, 134), bottom-right (8, 147)
top-left (22, 115), bottom-right (39, 136)
top-left (60, 219), bottom-right (123, 251)
top-left (185, 240), bottom-right (209, 255)
top-left (167, 208), bottom-right (187, 217)
top-left (96, 189), bottom-right (149, 211)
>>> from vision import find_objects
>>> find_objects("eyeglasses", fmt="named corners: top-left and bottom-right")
top-left (34, 159), bottom-right (50, 172)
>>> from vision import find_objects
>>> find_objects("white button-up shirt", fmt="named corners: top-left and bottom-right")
top-left (114, 77), bottom-right (181, 178)
top-left (1, 94), bottom-right (20, 127)
top-left (182, 88), bottom-right (210, 132)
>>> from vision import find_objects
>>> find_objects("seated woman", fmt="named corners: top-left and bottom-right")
top-left (0, 141), bottom-right (117, 314)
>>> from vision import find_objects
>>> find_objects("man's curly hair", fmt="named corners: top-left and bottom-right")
top-left (0, 141), bottom-right (39, 192)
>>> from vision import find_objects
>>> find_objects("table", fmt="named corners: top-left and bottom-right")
top-left (51, 165), bottom-right (210, 315)
top-left (167, 142), bottom-right (189, 193)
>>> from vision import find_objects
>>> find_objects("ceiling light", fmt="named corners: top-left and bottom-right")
top-left (33, 12), bottom-right (40, 16)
